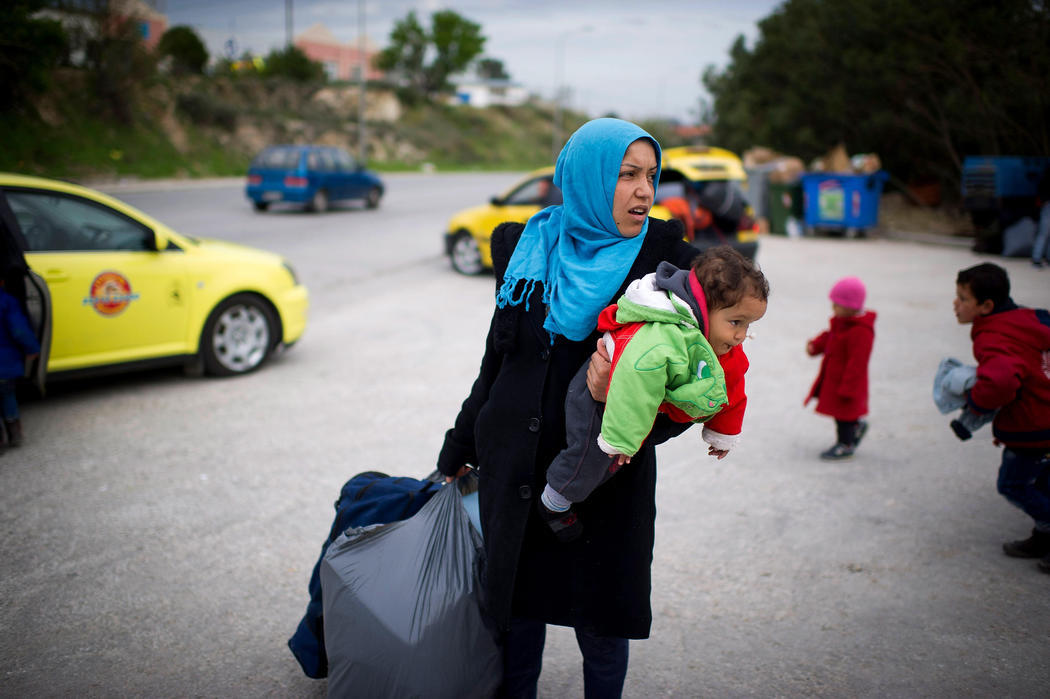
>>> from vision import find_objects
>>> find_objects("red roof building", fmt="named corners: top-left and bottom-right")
top-left (294, 24), bottom-right (383, 82)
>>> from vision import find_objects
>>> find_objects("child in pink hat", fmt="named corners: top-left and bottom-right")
top-left (804, 277), bottom-right (876, 459)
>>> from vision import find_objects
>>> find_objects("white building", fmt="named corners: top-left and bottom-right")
top-left (449, 79), bottom-right (529, 108)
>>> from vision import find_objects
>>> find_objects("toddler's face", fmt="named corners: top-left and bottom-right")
top-left (831, 303), bottom-right (856, 318)
top-left (953, 283), bottom-right (991, 324)
top-left (708, 294), bottom-right (767, 356)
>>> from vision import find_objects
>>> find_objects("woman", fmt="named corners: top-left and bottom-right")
top-left (437, 118), bottom-right (699, 697)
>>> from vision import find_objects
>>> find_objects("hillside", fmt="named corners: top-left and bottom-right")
top-left (4, 72), bottom-right (686, 181)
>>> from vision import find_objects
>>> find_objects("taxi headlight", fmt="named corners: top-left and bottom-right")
top-left (282, 261), bottom-right (299, 285)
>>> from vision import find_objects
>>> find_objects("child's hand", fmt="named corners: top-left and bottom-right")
top-left (708, 446), bottom-right (729, 460)
top-left (806, 341), bottom-right (815, 355)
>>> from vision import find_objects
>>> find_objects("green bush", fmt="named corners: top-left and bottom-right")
top-left (260, 46), bottom-right (325, 83)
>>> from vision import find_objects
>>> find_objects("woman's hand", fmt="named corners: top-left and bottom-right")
top-left (586, 338), bottom-right (612, 402)
top-left (444, 465), bottom-right (472, 483)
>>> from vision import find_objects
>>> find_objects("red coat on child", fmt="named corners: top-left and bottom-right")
top-left (805, 311), bottom-right (876, 421)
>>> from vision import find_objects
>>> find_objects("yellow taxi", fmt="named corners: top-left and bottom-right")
top-left (0, 173), bottom-right (309, 390)
top-left (443, 146), bottom-right (758, 275)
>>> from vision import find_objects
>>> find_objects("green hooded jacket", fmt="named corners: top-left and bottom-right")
top-left (600, 291), bottom-right (728, 456)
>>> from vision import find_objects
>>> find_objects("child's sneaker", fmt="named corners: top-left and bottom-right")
top-left (1002, 528), bottom-right (1050, 558)
top-left (820, 443), bottom-right (855, 460)
top-left (853, 420), bottom-right (869, 447)
top-left (537, 499), bottom-right (583, 543)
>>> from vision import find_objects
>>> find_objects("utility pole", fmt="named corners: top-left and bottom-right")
top-left (358, 0), bottom-right (367, 163)
top-left (285, 0), bottom-right (293, 47)
top-left (552, 34), bottom-right (564, 161)
top-left (552, 26), bottom-right (593, 161)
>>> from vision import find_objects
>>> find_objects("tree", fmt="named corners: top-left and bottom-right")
top-left (702, 0), bottom-right (1050, 195)
top-left (375, 10), bottom-right (486, 102)
top-left (83, 3), bottom-right (157, 124)
top-left (158, 25), bottom-right (208, 75)
top-left (476, 57), bottom-right (509, 81)
top-left (261, 45), bottom-right (325, 82)
top-left (0, 0), bottom-right (67, 113)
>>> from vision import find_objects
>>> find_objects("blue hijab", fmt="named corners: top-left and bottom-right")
top-left (496, 118), bottom-right (662, 341)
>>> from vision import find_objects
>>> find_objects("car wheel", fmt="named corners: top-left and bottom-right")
top-left (252, 201), bottom-right (269, 212)
top-left (200, 294), bottom-right (277, 376)
top-left (365, 186), bottom-right (382, 209)
top-left (450, 231), bottom-right (484, 275)
top-left (309, 189), bottom-right (328, 213)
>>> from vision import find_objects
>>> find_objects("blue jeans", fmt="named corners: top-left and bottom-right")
top-left (0, 379), bottom-right (18, 421)
top-left (997, 447), bottom-right (1050, 531)
top-left (499, 617), bottom-right (629, 699)
top-left (1033, 201), bottom-right (1050, 263)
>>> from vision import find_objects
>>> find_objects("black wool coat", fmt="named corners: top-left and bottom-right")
top-left (437, 218), bottom-right (699, 639)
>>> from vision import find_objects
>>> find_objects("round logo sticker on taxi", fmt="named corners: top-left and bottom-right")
top-left (83, 271), bottom-right (139, 316)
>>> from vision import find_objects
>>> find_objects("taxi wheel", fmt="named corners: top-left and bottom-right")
top-left (200, 294), bottom-right (277, 377)
top-left (252, 201), bottom-right (269, 212)
top-left (365, 186), bottom-right (382, 209)
top-left (450, 231), bottom-right (484, 275)
top-left (309, 189), bottom-right (328, 213)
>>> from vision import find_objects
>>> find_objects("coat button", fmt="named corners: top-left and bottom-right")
top-left (527, 417), bottom-right (541, 432)
top-left (518, 485), bottom-right (532, 499)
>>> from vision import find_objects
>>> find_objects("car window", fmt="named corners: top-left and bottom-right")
top-left (655, 180), bottom-right (687, 202)
top-left (332, 148), bottom-right (356, 171)
top-left (505, 177), bottom-right (562, 206)
top-left (310, 150), bottom-right (337, 173)
top-left (6, 190), bottom-right (154, 252)
top-left (252, 147), bottom-right (301, 170)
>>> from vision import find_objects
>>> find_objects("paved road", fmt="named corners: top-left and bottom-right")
top-left (1, 177), bottom-right (1048, 697)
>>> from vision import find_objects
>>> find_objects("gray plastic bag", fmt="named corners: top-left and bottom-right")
top-left (320, 481), bottom-right (501, 699)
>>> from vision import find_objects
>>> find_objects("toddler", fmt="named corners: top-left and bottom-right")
top-left (538, 246), bottom-right (769, 541)
top-left (953, 262), bottom-right (1050, 573)
top-left (805, 276), bottom-right (876, 460)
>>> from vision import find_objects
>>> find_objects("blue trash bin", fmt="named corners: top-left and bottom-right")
top-left (801, 171), bottom-right (888, 232)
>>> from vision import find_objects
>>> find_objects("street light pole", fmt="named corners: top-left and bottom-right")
top-left (552, 33), bottom-right (565, 161)
top-left (285, 0), bottom-right (292, 48)
top-left (358, 0), bottom-right (367, 164)
top-left (552, 26), bottom-right (592, 161)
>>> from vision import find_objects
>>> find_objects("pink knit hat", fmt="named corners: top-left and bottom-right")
top-left (829, 276), bottom-right (866, 310)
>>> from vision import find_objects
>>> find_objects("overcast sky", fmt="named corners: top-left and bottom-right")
top-left (160, 0), bottom-right (783, 124)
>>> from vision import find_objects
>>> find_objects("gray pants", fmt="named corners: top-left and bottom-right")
top-left (546, 362), bottom-right (625, 503)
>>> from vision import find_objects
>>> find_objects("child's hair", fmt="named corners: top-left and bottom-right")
top-left (956, 263), bottom-right (1009, 308)
top-left (690, 245), bottom-right (769, 311)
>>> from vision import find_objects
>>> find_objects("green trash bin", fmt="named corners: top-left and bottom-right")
top-left (767, 181), bottom-right (804, 235)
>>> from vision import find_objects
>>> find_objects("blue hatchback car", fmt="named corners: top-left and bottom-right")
top-left (245, 145), bottom-right (384, 213)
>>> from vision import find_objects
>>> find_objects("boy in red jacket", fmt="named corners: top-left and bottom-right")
top-left (953, 262), bottom-right (1050, 573)
top-left (805, 277), bottom-right (876, 460)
